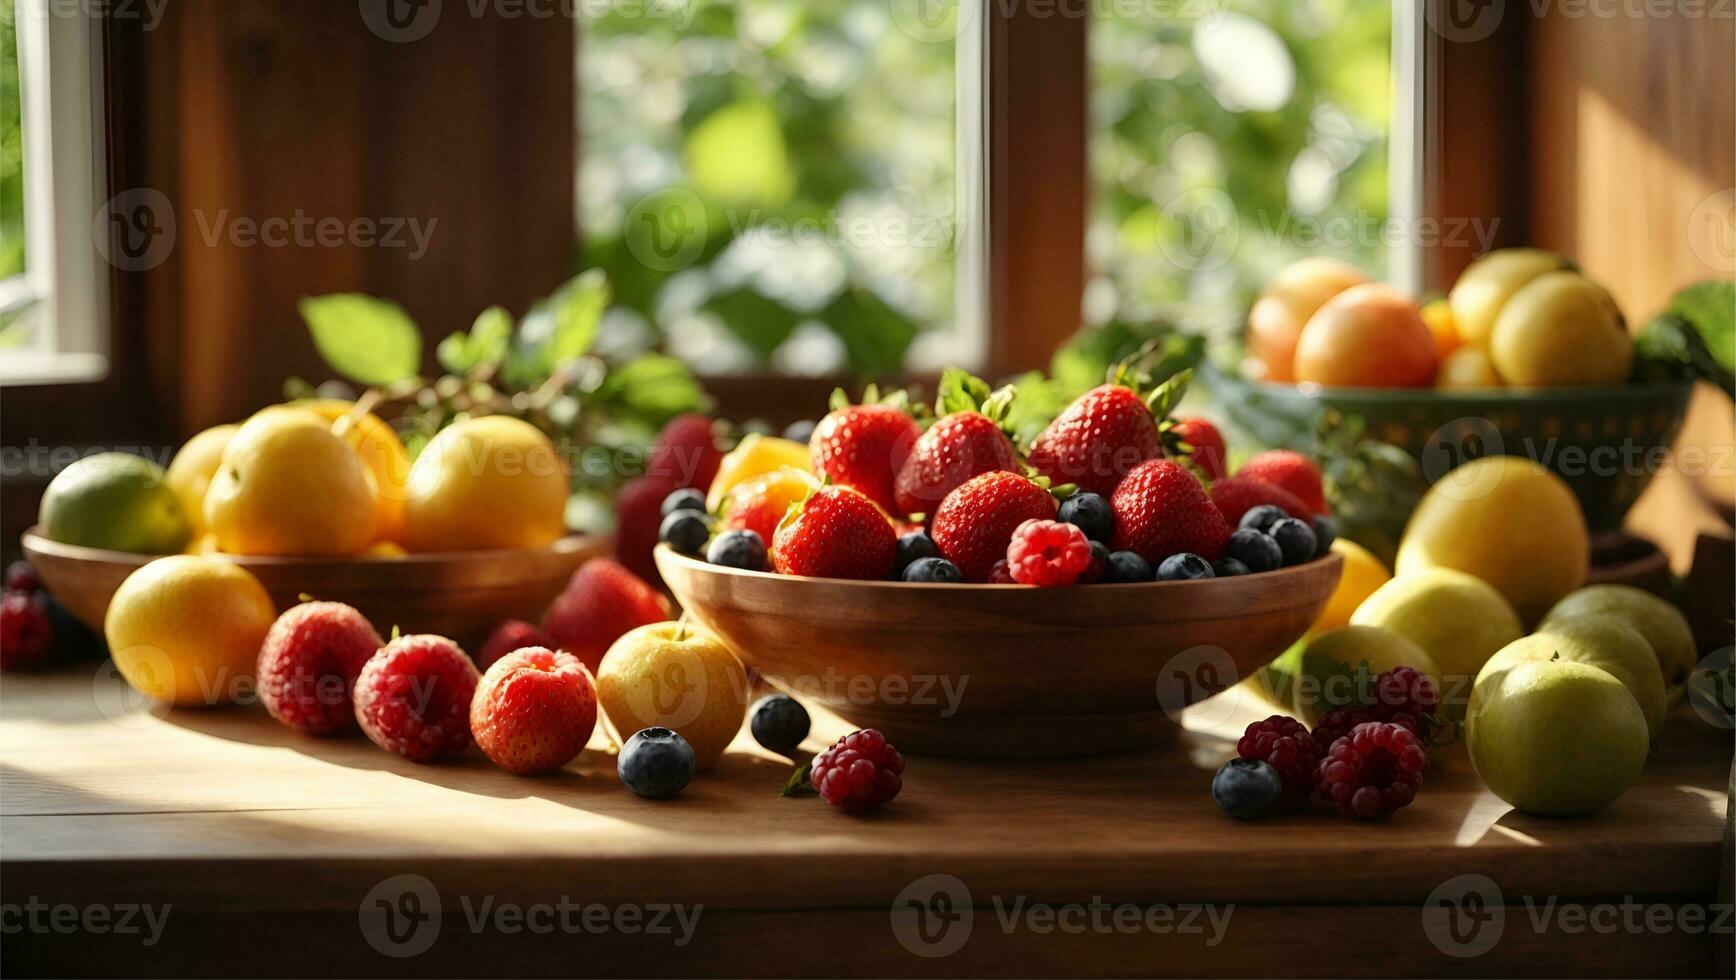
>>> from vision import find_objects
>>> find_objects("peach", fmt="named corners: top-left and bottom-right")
top-left (1293, 284), bottom-right (1439, 388)
top-left (1246, 257), bottom-right (1369, 383)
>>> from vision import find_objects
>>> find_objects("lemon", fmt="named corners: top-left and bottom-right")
top-left (164, 424), bottom-right (239, 536)
top-left (204, 407), bottom-right (379, 556)
top-left (402, 416), bottom-right (568, 552)
top-left (104, 555), bottom-right (276, 706)
top-left (706, 434), bottom-right (813, 512)
top-left (1351, 568), bottom-right (1523, 723)
top-left (40, 453), bottom-right (191, 554)
top-left (295, 399), bottom-right (413, 544)
top-left (1447, 247), bottom-right (1568, 347)
top-left (1316, 539), bottom-right (1390, 633)
top-left (1489, 271), bottom-right (1632, 386)
top-left (597, 622), bottom-right (749, 770)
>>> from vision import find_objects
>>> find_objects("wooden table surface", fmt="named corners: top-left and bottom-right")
top-left (1, 668), bottom-right (1730, 978)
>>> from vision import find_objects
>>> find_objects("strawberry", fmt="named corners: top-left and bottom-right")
top-left (931, 470), bottom-right (1058, 582)
top-left (1110, 458), bottom-right (1231, 562)
top-left (1238, 450), bottom-right (1329, 517)
top-left (1027, 368), bottom-right (1189, 497)
top-left (772, 485), bottom-right (897, 580)
top-left (1209, 474), bottom-right (1311, 528)
top-left (810, 394), bottom-right (921, 514)
top-left (544, 558), bottom-right (673, 673)
top-left (894, 370), bottom-right (1019, 516)
top-left (646, 413), bottom-right (724, 489)
top-left (613, 474), bottom-right (681, 583)
top-left (1170, 416), bottom-right (1228, 482)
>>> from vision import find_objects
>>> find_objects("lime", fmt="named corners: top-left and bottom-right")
top-left (40, 453), bottom-right (191, 554)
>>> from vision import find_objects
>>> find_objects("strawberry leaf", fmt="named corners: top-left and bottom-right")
top-left (936, 367), bottom-right (994, 415)
top-left (980, 384), bottom-right (1018, 426)
top-left (780, 762), bottom-right (814, 797)
top-left (1142, 367), bottom-right (1192, 420)
top-left (828, 387), bottom-right (851, 411)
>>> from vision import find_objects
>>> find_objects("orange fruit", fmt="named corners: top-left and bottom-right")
top-left (1246, 258), bottom-right (1369, 383)
top-left (1293, 284), bottom-right (1438, 388)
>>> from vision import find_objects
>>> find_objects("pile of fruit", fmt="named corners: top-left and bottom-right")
top-left (655, 368), bottom-right (1337, 586)
top-left (1246, 248), bottom-right (1636, 389)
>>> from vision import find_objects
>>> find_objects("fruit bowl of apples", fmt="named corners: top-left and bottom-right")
top-left (656, 369), bottom-right (1343, 758)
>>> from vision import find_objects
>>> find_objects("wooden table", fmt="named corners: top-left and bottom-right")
top-left (2, 669), bottom-right (1730, 978)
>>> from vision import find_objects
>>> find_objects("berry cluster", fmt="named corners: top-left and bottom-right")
top-left (0, 561), bottom-right (102, 673)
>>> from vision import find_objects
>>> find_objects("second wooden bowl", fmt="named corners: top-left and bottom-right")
top-left (22, 529), bottom-right (607, 652)
top-left (658, 547), bottom-right (1342, 758)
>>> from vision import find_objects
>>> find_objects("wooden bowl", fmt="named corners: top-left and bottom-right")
top-left (657, 546), bottom-right (1342, 758)
top-left (21, 528), bottom-right (606, 651)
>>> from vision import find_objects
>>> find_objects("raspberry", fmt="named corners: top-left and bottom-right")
top-left (4, 560), bottom-right (40, 593)
top-left (477, 619), bottom-right (559, 673)
top-left (1316, 721), bottom-right (1428, 819)
top-left (1006, 519), bottom-right (1094, 587)
top-left (810, 729), bottom-right (905, 812)
top-left (0, 591), bottom-right (53, 671)
top-left (354, 634), bottom-right (481, 763)
top-left (1235, 715), bottom-right (1322, 810)
top-left (1310, 707), bottom-right (1377, 753)
top-left (987, 559), bottom-right (1016, 584)
top-left (470, 647), bottom-right (597, 775)
top-left (1370, 666), bottom-right (1440, 731)
top-left (257, 602), bottom-right (384, 735)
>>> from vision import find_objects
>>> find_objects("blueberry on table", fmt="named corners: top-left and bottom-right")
top-left (1057, 492), bottom-right (1115, 544)
top-left (1211, 557), bottom-right (1250, 577)
top-left (749, 693), bottom-right (811, 758)
top-left (1102, 550), bottom-right (1152, 583)
top-left (1269, 518), bottom-right (1319, 566)
top-left (1310, 515), bottom-right (1337, 552)
top-left (708, 529), bottom-right (767, 571)
top-left (660, 487), bottom-right (708, 518)
top-left (894, 530), bottom-right (941, 575)
top-left (1156, 553), bottom-right (1214, 581)
top-left (902, 557), bottom-right (962, 583)
top-left (619, 728), bottom-right (696, 799)
top-left (1226, 528), bottom-right (1283, 573)
top-left (1212, 758), bottom-right (1282, 820)
top-left (659, 511), bottom-right (710, 555)
top-left (1238, 504), bottom-right (1290, 533)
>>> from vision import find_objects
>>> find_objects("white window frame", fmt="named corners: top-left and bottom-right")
top-left (0, 2), bottom-right (108, 386)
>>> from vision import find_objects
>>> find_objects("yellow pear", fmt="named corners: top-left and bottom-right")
top-left (1489, 271), bottom-right (1631, 386)
top-left (164, 424), bottom-right (239, 536)
top-left (204, 407), bottom-right (378, 556)
top-left (1447, 247), bottom-right (1568, 347)
top-left (402, 416), bottom-right (568, 552)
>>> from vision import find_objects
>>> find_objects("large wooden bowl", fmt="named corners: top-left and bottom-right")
top-left (22, 529), bottom-right (606, 651)
top-left (658, 546), bottom-right (1341, 758)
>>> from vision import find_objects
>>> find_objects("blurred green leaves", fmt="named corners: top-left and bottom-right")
top-left (299, 294), bottom-right (422, 386)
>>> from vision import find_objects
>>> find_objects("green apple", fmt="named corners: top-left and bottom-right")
top-left (1292, 625), bottom-right (1440, 727)
top-left (1467, 659), bottom-right (1648, 816)
top-left (1476, 616), bottom-right (1666, 738)
top-left (40, 453), bottom-right (191, 554)
top-left (1351, 568), bottom-right (1523, 724)
top-left (1542, 585), bottom-right (1696, 693)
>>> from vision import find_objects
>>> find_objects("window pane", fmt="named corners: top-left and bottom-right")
top-left (1089, 0), bottom-right (1392, 336)
top-left (0, 0), bottom-right (30, 351)
top-left (578, 2), bottom-right (957, 377)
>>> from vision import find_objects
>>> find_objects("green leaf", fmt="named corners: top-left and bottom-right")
top-left (1667, 280), bottom-right (1734, 371)
top-left (592, 353), bottom-right (705, 424)
top-left (780, 762), bottom-right (814, 797)
top-left (823, 288), bottom-right (918, 378)
top-left (544, 270), bottom-right (610, 368)
top-left (704, 287), bottom-right (800, 360)
top-left (936, 367), bottom-right (993, 416)
top-left (436, 305), bottom-right (516, 375)
top-left (298, 294), bottom-right (422, 386)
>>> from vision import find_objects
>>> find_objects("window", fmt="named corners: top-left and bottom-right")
top-left (0, 0), bottom-right (107, 385)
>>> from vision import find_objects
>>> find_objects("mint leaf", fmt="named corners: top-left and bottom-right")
top-left (299, 294), bottom-right (422, 386)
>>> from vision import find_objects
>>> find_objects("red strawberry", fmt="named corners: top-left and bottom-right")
top-left (613, 474), bottom-right (681, 583)
top-left (772, 485), bottom-right (897, 580)
top-left (1209, 474), bottom-right (1311, 528)
top-left (1171, 416), bottom-right (1228, 482)
top-left (1027, 384), bottom-right (1163, 497)
top-left (646, 413), bottom-right (723, 489)
top-left (1110, 458), bottom-right (1231, 562)
top-left (894, 413), bottom-right (1018, 516)
top-left (544, 559), bottom-right (673, 673)
top-left (931, 471), bottom-right (1057, 582)
top-left (1237, 450), bottom-right (1328, 517)
top-left (811, 403), bottom-right (920, 513)
top-left (476, 619), bottom-right (560, 673)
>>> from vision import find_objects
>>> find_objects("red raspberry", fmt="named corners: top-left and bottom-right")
top-left (0, 591), bottom-right (53, 671)
top-left (1316, 721), bottom-right (1428, 819)
top-left (5, 560), bottom-right (40, 593)
top-left (354, 634), bottom-right (481, 763)
top-left (1370, 666), bottom-right (1440, 731)
top-left (1005, 519), bottom-right (1094, 587)
top-left (477, 619), bottom-right (559, 673)
top-left (1235, 715), bottom-right (1322, 810)
top-left (1310, 707), bottom-right (1378, 753)
top-left (987, 559), bottom-right (1017, 584)
top-left (257, 602), bottom-right (384, 735)
top-left (810, 728), bottom-right (905, 812)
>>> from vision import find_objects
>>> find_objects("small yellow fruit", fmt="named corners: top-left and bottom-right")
top-left (1315, 539), bottom-right (1390, 633)
top-left (1436, 347), bottom-right (1503, 389)
top-left (1447, 247), bottom-right (1569, 347)
top-left (1351, 568), bottom-right (1523, 723)
top-left (1420, 298), bottom-right (1461, 357)
top-left (1396, 456), bottom-right (1589, 625)
top-left (185, 533), bottom-right (222, 555)
top-left (1489, 271), bottom-right (1632, 386)
top-left (204, 407), bottom-right (379, 556)
top-left (1542, 584), bottom-right (1697, 691)
top-left (296, 399), bottom-right (414, 544)
top-left (164, 424), bottom-right (239, 536)
top-left (364, 540), bottom-right (409, 558)
top-left (706, 434), bottom-right (814, 512)
top-left (1292, 625), bottom-right (1440, 726)
top-left (1478, 616), bottom-right (1667, 737)
top-left (402, 416), bottom-right (568, 552)
top-left (104, 555), bottom-right (276, 706)
top-left (596, 622), bottom-right (749, 770)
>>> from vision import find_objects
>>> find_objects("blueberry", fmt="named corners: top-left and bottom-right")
top-left (1211, 557), bottom-right (1250, 577)
top-left (707, 529), bottom-right (767, 571)
top-left (782, 419), bottom-right (818, 444)
top-left (749, 693), bottom-right (811, 758)
top-left (1156, 553), bottom-right (1214, 581)
top-left (1085, 540), bottom-right (1110, 578)
top-left (1310, 515), bottom-right (1337, 552)
top-left (895, 530), bottom-right (941, 575)
top-left (619, 728), bottom-right (696, 799)
top-left (659, 511), bottom-right (710, 555)
top-left (903, 557), bottom-right (962, 583)
top-left (1269, 517), bottom-right (1319, 566)
top-left (1226, 528), bottom-right (1284, 573)
top-left (1057, 492), bottom-right (1115, 544)
top-left (1238, 504), bottom-right (1291, 533)
top-left (1102, 550), bottom-right (1152, 583)
top-left (660, 487), bottom-right (707, 518)
top-left (1212, 758), bottom-right (1282, 820)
